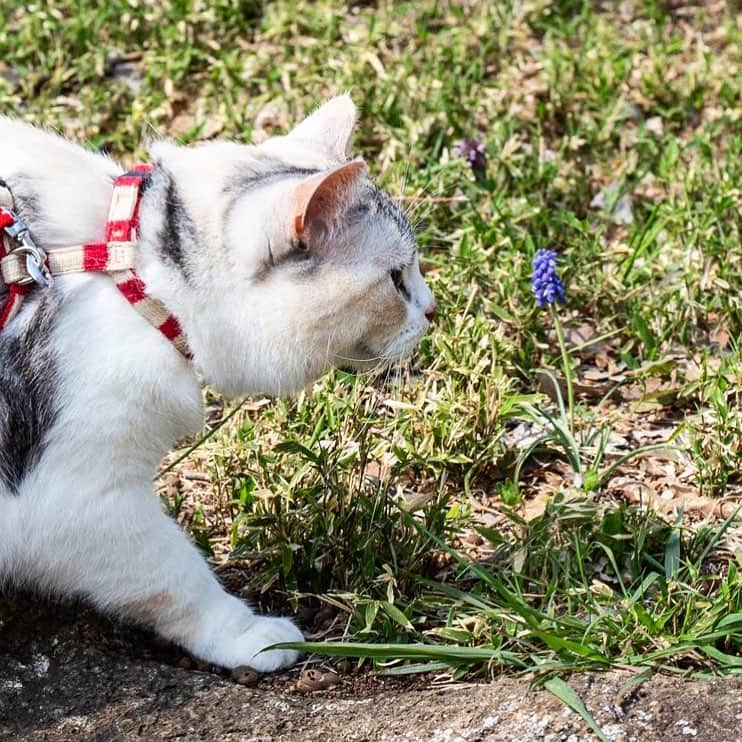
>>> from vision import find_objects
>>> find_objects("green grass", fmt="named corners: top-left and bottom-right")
top-left (2, 0), bottom-right (740, 682)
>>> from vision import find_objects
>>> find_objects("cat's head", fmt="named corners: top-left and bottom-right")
top-left (143, 95), bottom-right (434, 397)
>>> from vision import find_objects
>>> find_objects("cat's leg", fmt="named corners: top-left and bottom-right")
top-left (34, 487), bottom-right (302, 671)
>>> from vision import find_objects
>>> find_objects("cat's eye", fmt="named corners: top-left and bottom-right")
top-left (390, 269), bottom-right (410, 300)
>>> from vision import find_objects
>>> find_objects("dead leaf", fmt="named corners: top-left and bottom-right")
top-left (590, 182), bottom-right (634, 225)
top-left (200, 116), bottom-right (224, 140)
top-left (232, 666), bottom-right (260, 686)
top-left (253, 100), bottom-right (289, 143)
top-left (0, 61), bottom-right (21, 90)
top-left (523, 492), bottom-right (552, 521)
top-left (566, 322), bottom-right (598, 348)
top-left (645, 116), bottom-right (664, 137)
top-left (169, 112), bottom-right (194, 137)
top-left (582, 367), bottom-right (611, 382)
top-left (710, 323), bottom-right (730, 349)
top-left (296, 669), bottom-right (339, 694)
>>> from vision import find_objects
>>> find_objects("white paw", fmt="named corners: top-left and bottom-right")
top-left (233, 615), bottom-right (303, 672)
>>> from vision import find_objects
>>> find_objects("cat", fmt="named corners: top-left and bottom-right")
top-left (0, 95), bottom-right (434, 671)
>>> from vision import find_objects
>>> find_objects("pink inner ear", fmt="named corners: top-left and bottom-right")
top-left (294, 160), bottom-right (367, 237)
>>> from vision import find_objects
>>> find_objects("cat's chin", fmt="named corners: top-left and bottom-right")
top-left (333, 352), bottom-right (406, 376)
top-left (336, 360), bottom-right (387, 375)
top-left (333, 335), bottom-right (423, 376)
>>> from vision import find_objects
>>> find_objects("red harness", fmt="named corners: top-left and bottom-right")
top-left (0, 165), bottom-right (189, 357)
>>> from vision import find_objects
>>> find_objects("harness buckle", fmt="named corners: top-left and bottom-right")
top-left (1, 210), bottom-right (54, 289)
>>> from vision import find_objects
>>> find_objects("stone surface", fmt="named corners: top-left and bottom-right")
top-left (2, 594), bottom-right (741, 741)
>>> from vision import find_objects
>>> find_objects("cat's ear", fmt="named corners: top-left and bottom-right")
top-left (293, 159), bottom-right (367, 238)
top-left (286, 94), bottom-right (357, 161)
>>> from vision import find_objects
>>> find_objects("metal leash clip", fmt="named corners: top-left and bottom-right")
top-left (2, 211), bottom-right (54, 289)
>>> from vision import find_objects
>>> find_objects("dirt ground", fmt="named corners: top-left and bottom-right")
top-left (0, 594), bottom-right (739, 742)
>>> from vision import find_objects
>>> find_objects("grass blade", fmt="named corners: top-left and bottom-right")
top-left (269, 640), bottom-right (525, 667)
top-left (543, 677), bottom-right (609, 742)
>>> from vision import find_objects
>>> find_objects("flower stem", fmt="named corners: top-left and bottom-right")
top-left (550, 305), bottom-right (575, 435)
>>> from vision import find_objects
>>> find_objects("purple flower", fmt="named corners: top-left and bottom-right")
top-left (454, 137), bottom-right (487, 174)
top-left (531, 249), bottom-right (566, 307)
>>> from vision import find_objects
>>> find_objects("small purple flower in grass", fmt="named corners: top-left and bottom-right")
top-left (531, 249), bottom-right (566, 307)
top-left (454, 137), bottom-right (487, 175)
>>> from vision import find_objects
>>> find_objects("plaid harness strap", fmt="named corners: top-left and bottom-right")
top-left (0, 165), bottom-right (190, 358)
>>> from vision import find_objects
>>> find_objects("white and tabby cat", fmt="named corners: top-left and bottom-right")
top-left (0, 96), bottom-right (434, 671)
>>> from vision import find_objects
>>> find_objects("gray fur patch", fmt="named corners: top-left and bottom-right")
top-left (224, 159), bottom-right (320, 204)
top-left (251, 239), bottom-right (317, 283)
top-left (223, 159), bottom-right (321, 279)
top-left (369, 184), bottom-right (416, 248)
top-left (0, 292), bottom-right (60, 493)
top-left (4, 175), bottom-right (44, 228)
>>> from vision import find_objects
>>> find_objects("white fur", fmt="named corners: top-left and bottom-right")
top-left (0, 97), bottom-right (434, 671)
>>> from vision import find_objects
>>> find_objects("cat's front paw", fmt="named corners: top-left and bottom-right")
top-left (233, 615), bottom-right (304, 672)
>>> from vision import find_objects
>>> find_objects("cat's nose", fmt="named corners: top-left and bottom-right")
top-left (425, 304), bottom-right (436, 322)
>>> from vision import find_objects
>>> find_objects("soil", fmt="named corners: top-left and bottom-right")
top-left (2, 594), bottom-right (741, 741)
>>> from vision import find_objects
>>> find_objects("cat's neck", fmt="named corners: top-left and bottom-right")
top-left (0, 121), bottom-right (204, 475)
top-left (51, 171), bottom-right (205, 468)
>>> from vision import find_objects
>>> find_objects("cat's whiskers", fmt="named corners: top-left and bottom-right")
top-left (332, 351), bottom-right (389, 364)
top-left (324, 327), bottom-right (337, 368)
top-left (401, 178), bottom-right (437, 223)
top-left (398, 163), bottom-right (411, 208)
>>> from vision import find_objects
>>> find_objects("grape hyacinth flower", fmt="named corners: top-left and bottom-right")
top-left (531, 249), bottom-right (566, 307)
top-left (453, 137), bottom-right (487, 176)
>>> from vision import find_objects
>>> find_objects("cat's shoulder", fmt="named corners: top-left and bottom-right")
top-left (0, 116), bottom-right (73, 149)
top-left (0, 117), bottom-right (117, 177)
